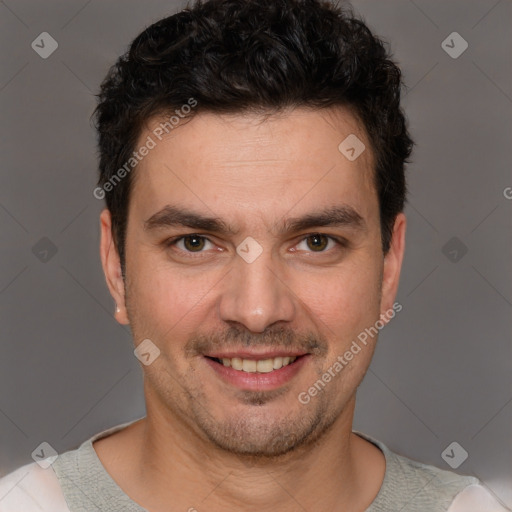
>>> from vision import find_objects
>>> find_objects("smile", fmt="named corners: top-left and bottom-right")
top-left (207, 356), bottom-right (298, 373)
top-left (204, 354), bottom-right (309, 391)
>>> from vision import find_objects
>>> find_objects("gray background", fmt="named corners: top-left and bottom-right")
top-left (1, 0), bottom-right (511, 507)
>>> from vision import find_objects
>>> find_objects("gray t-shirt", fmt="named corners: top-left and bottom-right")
top-left (1, 418), bottom-right (508, 511)
top-left (52, 419), bottom-right (477, 512)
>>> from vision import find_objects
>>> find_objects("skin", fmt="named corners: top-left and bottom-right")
top-left (96, 106), bottom-right (406, 512)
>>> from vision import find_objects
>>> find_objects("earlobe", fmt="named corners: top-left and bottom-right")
top-left (380, 213), bottom-right (406, 318)
top-left (99, 208), bottom-right (130, 325)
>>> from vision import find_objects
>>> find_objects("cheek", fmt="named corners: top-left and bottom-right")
top-left (125, 250), bottom-right (222, 339)
top-left (296, 256), bottom-right (382, 333)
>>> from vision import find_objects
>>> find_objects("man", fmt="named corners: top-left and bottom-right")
top-left (0, 0), bottom-right (509, 510)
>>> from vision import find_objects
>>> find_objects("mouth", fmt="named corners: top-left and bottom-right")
top-left (205, 355), bottom-right (301, 373)
top-left (203, 353), bottom-right (310, 391)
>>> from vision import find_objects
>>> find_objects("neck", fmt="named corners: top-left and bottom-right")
top-left (116, 391), bottom-right (385, 512)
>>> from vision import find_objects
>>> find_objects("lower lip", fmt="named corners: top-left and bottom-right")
top-left (204, 355), bottom-right (309, 391)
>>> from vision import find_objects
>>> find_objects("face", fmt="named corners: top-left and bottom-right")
top-left (100, 107), bottom-right (405, 458)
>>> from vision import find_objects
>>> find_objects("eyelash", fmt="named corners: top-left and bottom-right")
top-left (163, 233), bottom-right (347, 257)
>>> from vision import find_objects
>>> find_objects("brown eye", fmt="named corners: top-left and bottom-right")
top-left (305, 234), bottom-right (329, 252)
top-left (165, 234), bottom-right (213, 254)
top-left (182, 235), bottom-right (206, 252)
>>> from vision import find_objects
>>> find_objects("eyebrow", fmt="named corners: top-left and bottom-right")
top-left (143, 204), bottom-right (366, 236)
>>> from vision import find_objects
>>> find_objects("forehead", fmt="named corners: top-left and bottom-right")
top-left (129, 107), bottom-right (378, 232)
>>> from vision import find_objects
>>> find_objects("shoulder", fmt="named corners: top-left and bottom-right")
top-left (355, 432), bottom-right (487, 511)
top-left (385, 449), bottom-right (479, 509)
top-left (388, 455), bottom-right (511, 510)
top-left (0, 462), bottom-right (70, 512)
top-left (0, 418), bottom-right (144, 512)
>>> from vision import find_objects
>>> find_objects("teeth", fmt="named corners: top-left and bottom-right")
top-left (256, 359), bottom-right (274, 373)
top-left (242, 359), bottom-right (257, 372)
top-left (231, 357), bottom-right (243, 370)
top-left (273, 356), bottom-right (283, 369)
top-left (218, 356), bottom-right (297, 373)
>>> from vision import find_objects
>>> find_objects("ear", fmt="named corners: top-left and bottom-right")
top-left (380, 212), bottom-right (406, 319)
top-left (99, 208), bottom-right (129, 325)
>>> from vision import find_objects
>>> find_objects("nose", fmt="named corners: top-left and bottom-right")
top-left (218, 248), bottom-right (296, 333)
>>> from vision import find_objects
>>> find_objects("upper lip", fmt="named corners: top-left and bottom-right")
top-left (204, 350), bottom-right (308, 359)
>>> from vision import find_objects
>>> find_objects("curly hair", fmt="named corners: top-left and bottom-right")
top-left (94, 0), bottom-right (413, 275)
